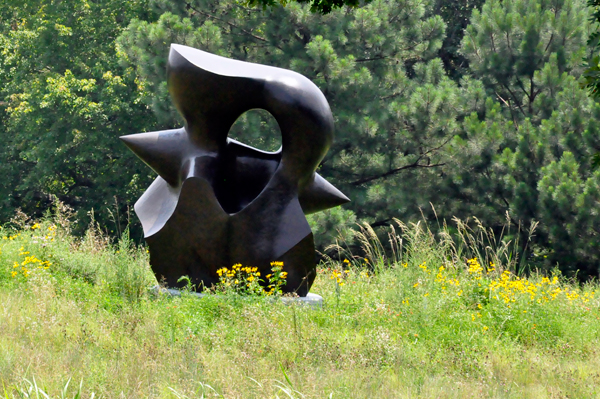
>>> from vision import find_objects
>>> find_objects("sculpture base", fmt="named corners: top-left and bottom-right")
top-left (150, 286), bottom-right (323, 307)
top-left (279, 293), bottom-right (323, 307)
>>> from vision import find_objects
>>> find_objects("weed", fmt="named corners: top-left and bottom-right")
top-left (0, 210), bottom-right (599, 398)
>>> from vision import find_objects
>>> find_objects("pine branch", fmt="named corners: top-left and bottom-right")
top-left (355, 55), bottom-right (387, 62)
top-left (528, 75), bottom-right (535, 115)
top-left (349, 134), bottom-right (455, 186)
top-left (499, 94), bottom-right (519, 129)
top-left (350, 159), bottom-right (445, 186)
top-left (501, 84), bottom-right (527, 118)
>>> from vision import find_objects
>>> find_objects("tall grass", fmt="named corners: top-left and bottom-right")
top-left (328, 210), bottom-right (538, 276)
top-left (0, 209), bottom-right (599, 398)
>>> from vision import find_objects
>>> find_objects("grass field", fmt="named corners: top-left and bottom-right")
top-left (0, 210), bottom-right (599, 398)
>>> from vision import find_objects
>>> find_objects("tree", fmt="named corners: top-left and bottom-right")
top-left (0, 0), bottom-right (158, 235)
top-left (440, 0), bottom-right (600, 277)
top-left (583, 0), bottom-right (600, 98)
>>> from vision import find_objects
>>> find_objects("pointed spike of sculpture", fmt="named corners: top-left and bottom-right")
top-left (120, 129), bottom-right (189, 187)
top-left (299, 173), bottom-right (351, 214)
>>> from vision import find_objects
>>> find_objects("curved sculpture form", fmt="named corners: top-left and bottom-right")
top-left (121, 44), bottom-right (349, 296)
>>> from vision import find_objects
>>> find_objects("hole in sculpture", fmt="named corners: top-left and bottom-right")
top-left (228, 109), bottom-right (282, 152)
top-left (213, 110), bottom-right (282, 214)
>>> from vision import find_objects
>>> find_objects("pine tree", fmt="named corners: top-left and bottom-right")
top-left (442, 0), bottom-right (600, 277)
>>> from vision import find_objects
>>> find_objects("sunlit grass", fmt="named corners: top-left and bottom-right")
top-left (0, 212), bottom-right (599, 398)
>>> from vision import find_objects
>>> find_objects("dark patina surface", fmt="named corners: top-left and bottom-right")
top-left (121, 44), bottom-right (349, 296)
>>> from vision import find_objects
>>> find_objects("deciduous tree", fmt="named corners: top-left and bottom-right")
top-left (0, 0), bottom-right (158, 235)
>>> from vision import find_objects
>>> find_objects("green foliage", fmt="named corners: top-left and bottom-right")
top-left (438, 0), bottom-right (600, 278)
top-left (537, 153), bottom-right (600, 276)
top-left (583, 0), bottom-right (600, 97)
top-left (1, 215), bottom-right (600, 397)
top-left (307, 206), bottom-right (357, 249)
top-left (462, 0), bottom-right (589, 122)
top-left (3, 0), bottom-right (600, 279)
top-left (0, 209), bottom-right (155, 302)
top-left (3, 376), bottom-right (84, 399)
top-left (0, 0), bottom-right (158, 234)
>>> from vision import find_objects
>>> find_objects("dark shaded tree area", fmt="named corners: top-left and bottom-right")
top-left (246, 0), bottom-right (370, 14)
top-left (432, 0), bottom-right (486, 79)
top-left (2, 0), bottom-right (600, 278)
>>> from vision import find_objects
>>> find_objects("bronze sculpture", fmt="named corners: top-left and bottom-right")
top-left (121, 44), bottom-right (349, 296)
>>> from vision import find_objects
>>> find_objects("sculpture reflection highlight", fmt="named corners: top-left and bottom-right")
top-left (121, 44), bottom-right (349, 296)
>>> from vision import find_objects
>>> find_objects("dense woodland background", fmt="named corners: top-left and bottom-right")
top-left (3, 0), bottom-right (600, 279)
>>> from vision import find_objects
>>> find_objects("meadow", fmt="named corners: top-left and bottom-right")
top-left (0, 208), bottom-right (599, 398)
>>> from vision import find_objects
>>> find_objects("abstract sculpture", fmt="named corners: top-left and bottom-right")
top-left (121, 44), bottom-right (349, 296)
